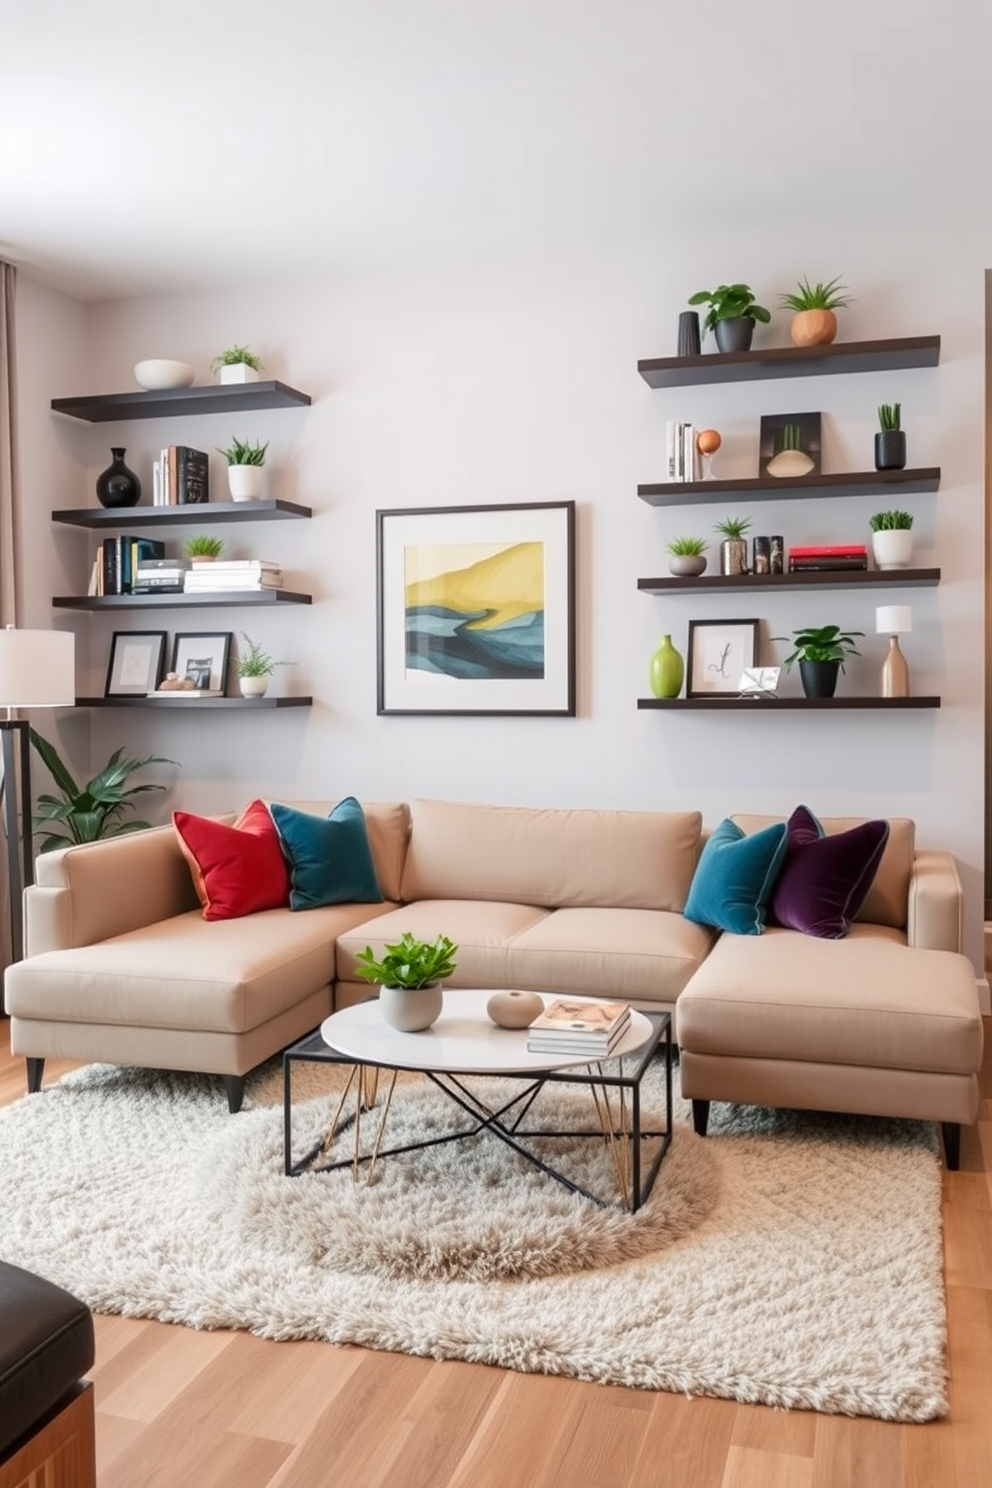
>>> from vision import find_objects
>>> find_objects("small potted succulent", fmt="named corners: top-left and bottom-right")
top-left (875, 403), bottom-right (906, 472)
top-left (218, 437), bottom-right (268, 502)
top-left (774, 624), bottom-right (864, 699)
top-left (778, 275), bottom-right (852, 347)
top-left (687, 284), bottom-right (771, 353)
top-left (665, 535), bottom-right (708, 578)
top-left (714, 515), bottom-right (751, 575)
top-left (184, 535), bottom-right (224, 564)
top-left (236, 632), bottom-right (291, 698)
top-left (869, 509), bottom-right (913, 570)
top-left (354, 930), bottom-right (458, 1031)
top-left (210, 345), bottom-right (264, 385)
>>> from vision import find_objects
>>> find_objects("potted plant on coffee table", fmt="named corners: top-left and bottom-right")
top-left (773, 624), bottom-right (864, 699)
top-left (687, 283), bottom-right (771, 353)
top-left (218, 437), bottom-right (268, 501)
top-left (778, 275), bottom-right (852, 347)
top-left (354, 931), bottom-right (459, 1031)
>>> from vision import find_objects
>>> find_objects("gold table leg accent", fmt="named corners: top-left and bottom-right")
top-left (320, 1065), bottom-right (359, 1157)
top-left (588, 1065), bottom-right (631, 1209)
top-left (364, 1069), bottom-right (398, 1185)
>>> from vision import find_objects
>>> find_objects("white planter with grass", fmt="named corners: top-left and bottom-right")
top-left (871, 530), bottom-right (913, 570)
top-left (219, 364), bottom-right (259, 385)
top-left (238, 675), bottom-right (269, 699)
top-left (227, 465), bottom-right (264, 502)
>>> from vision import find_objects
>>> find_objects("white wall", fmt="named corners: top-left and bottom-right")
top-left (15, 221), bottom-right (988, 970)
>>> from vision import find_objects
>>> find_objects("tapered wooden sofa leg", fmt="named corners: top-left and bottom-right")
top-left (692, 1099), bottom-right (710, 1137)
top-left (942, 1121), bottom-right (961, 1171)
top-left (223, 1075), bottom-right (246, 1114)
top-left (26, 1057), bottom-right (45, 1094)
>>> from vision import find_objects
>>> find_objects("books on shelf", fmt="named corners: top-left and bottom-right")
top-left (96, 536), bottom-right (166, 595)
top-left (788, 544), bottom-right (868, 573)
top-left (132, 557), bottom-right (190, 594)
top-left (152, 446), bottom-right (209, 506)
top-left (526, 998), bottom-right (631, 1056)
top-left (184, 569), bottom-right (283, 592)
top-left (665, 421), bottom-right (699, 483)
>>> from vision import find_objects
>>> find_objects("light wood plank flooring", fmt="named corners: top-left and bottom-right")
top-left (2, 1017), bottom-right (990, 1488)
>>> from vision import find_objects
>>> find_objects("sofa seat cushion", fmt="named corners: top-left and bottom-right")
top-left (677, 927), bottom-right (983, 1077)
top-left (5, 901), bottom-right (398, 1034)
top-left (336, 900), bottom-right (549, 989)
top-left (506, 907), bottom-right (716, 1002)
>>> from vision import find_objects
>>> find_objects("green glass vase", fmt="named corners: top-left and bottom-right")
top-left (649, 634), bottom-right (684, 699)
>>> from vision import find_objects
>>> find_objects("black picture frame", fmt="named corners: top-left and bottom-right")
top-left (759, 411), bottom-right (822, 480)
top-left (105, 630), bottom-right (167, 697)
top-left (169, 632), bottom-right (232, 694)
top-left (375, 501), bottom-right (576, 716)
top-left (687, 619), bottom-right (759, 698)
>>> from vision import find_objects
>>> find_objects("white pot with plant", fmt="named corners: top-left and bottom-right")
top-left (210, 345), bottom-right (264, 385)
top-left (184, 535), bottom-right (224, 565)
top-left (219, 437), bottom-right (268, 501)
top-left (869, 509), bottom-right (913, 570)
top-left (353, 931), bottom-right (459, 1032)
top-left (236, 632), bottom-right (291, 698)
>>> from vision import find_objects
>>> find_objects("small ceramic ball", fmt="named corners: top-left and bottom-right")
top-left (696, 428), bottom-right (722, 455)
top-left (487, 989), bottom-right (545, 1029)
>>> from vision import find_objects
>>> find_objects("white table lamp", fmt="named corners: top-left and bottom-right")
top-left (875, 605), bottom-right (912, 699)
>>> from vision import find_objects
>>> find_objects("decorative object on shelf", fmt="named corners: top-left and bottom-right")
top-left (676, 310), bottom-right (701, 358)
top-left (760, 412), bottom-right (821, 480)
top-left (96, 448), bottom-right (141, 509)
top-left (184, 535), bottom-right (224, 563)
top-left (155, 673), bottom-right (199, 692)
top-left (686, 618), bottom-right (758, 697)
top-left (236, 631), bottom-right (291, 699)
top-left (774, 624), bottom-right (864, 700)
top-left (30, 728), bottom-right (171, 854)
top-left (770, 536), bottom-right (784, 574)
top-left (665, 536), bottom-right (707, 578)
top-left (875, 403), bottom-right (906, 471)
top-left (876, 605), bottom-right (912, 698)
top-left (869, 509), bottom-right (914, 569)
top-left (105, 630), bottom-right (167, 696)
top-left (210, 345), bottom-right (264, 385)
top-left (171, 631), bottom-right (232, 694)
top-left (686, 284), bottom-right (771, 353)
top-left (376, 501), bottom-right (576, 717)
top-left (714, 515), bottom-right (751, 576)
top-left (777, 276), bottom-right (852, 348)
top-left (218, 437), bottom-right (268, 501)
top-left (696, 428), bottom-right (721, 480)
top-left (751, 536), bottom-right (771, 575)
top-left (648, 634), bottom-right (685, 698)
top-left (354, 931), bottom-right (458, 1032)
top-left (133, 359), bottom-right (195, 391)
top-left (487, 989), bottom-right (544, 1029)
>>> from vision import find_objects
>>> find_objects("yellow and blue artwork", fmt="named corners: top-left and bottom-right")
top-left (403, 540), bottom-right (545, 680)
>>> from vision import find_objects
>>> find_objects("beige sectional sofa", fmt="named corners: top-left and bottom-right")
top-left (4, 798), bottom-right (983, 1163)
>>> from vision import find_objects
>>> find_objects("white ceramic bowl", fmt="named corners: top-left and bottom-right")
top-left (133, 359), bottom-right (195, 391)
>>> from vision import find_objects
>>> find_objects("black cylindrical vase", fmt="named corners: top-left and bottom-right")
top-left (874, 430), bottom-right (906, 471)
top-left (96, 448), bottom-right (141, 508)
top-left (677, 310), bottom-right (701, 357)
top-left (799, 659), bottom-right (840, 699)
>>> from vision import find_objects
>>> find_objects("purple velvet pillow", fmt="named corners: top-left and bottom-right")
top-left (769, 805), bottom-right (890, 940)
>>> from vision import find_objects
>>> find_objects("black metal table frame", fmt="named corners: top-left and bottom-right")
top-left (283, 1011), bottom-right (672, 1212)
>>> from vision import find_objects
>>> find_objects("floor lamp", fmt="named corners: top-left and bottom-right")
top-left (0, 627), bottom-right (76, 966)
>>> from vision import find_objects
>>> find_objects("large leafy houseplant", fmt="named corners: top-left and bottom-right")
top-left (30, 729), bottom-right (172, 853)
top-left (687, 283), bottom-right (771, 347)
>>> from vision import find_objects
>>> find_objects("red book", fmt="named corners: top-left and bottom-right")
top-left (788, 544), bottom-right (867, 557)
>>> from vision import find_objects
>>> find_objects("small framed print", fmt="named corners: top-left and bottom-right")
top-left (170, 632), bottom-right (231, 694)
top-left (687, 619), bottom-right (759, 698)
top-left (105, 630), bottom-right (167, 697)
top-left (759, 411), bottom-right (822, 480)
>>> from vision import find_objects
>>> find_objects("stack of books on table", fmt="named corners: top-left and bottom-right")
top-left (526, 998), bottom-right (631, 1057)
top-left (788, 544), bottom-right (868, 572)
top-left (183, 561), bottom-right (283, 594)
top-left (131, 557), bottom-right (190, 594)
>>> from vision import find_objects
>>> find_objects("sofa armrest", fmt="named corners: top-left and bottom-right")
top-left (906, 850), bottom-right (963, 953)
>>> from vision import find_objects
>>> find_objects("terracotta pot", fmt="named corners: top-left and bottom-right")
top-left (789, 309), bottom-right (838, 347)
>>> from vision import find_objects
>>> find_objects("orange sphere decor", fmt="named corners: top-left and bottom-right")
top-left (696, 429), bottom-right (722, 455)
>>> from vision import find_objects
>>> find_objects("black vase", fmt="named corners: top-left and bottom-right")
top-left (874, 430), bottom-right (906, 471)
top-left (96, 447), bottom-right (141, 508)
top-left (714, 317), bottom-right (755, 354)
top-left (799, 659), bottom-right (840, 699)
top-left (677, 310), bottom-right (701, 358)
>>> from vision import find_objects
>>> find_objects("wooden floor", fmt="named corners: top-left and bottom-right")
top-left (3, 1021), bottom-right (991, 1488)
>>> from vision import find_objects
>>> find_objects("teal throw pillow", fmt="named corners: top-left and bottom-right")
top-left (683, 818), bottom-right (788, 936)
top-left (269, 797), bottom-right (383, 911)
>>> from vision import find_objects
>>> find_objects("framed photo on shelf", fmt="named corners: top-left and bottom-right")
top-left (170, 632), bottom-right (232, 694)
top-left (105, 630), bottom-right (167, 697)
top-left (375, 501), bottom-right (576, 716)
top-left (686, 619), bottom-right (759, 698)
top-left (759, 411), bottom-right (822, 480)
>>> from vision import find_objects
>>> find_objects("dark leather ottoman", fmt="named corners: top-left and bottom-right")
top-left (0, 1261), bottom-right (96, 1488)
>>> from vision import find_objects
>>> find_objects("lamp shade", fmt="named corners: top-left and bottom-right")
top-left (0, 628), bottom-right (75, 708)
top-left (875, 605), bottom-right (912, 637)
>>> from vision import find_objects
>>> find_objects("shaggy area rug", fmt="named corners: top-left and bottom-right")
top-left (0, 1058), bottom-right (947, 1421)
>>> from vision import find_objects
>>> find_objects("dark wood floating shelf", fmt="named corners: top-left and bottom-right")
top-left (638, 567), bottom-right (941, 595)
top-left (53, 590), bottom-right (312, 610)
top-left (637, 336), bottom-right (941, 389)
top-left (52, 499), bottom-right (312, 528)
top-left (76, 695), bottom-right (312, 710)
top-left (637, 468), bottom-right (941, 507)
top-left (51, 381), bottom-right (312, 422)
top-left (638, 696), bottom-right (941, 711)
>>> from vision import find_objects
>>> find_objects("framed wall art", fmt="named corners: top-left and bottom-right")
top-left (686, 619), bottom-right (759, 698)
top-left (376, 501), bottom-right (576, 716)
top-left (170, 632), bottom-right (231, 694)
top-left (105, 630), bottom-right (167, 697)
top-left (759, 411), bottom-right (822, 480)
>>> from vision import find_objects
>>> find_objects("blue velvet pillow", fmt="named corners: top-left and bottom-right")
top-left (683, 818), bottom-right (787, 936)
top-left (769, 804), bottom-right (890, 940)
top-left (268, 797), bottom-right (383, 911)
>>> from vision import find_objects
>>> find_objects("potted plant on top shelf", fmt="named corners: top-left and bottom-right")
top-left (210, 345), bottom-right (264, 385)
top-left (687, 284), bottom-right (771, 354)
top-left (778, 275), bottom-right (852, 347)
top-left (773, 624), bottom-right (864, 700)
top-left (218, 437), bottom-right (268, 501)
top-left (354, 930), bottom-right (459, 1032)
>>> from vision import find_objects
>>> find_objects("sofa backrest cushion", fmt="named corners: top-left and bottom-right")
top-left (400, 799), bottom-right (702, 911)
top-left (269, 798), bottom-right (384, 910)
top-left (683, 818), bottom-right (788, 935)
top-left (732, 812), bottom-right (915, 929)
top-left (272, 801), bottom-right (410, 902)
top-left (174, 800), bottom-right (290, 921)
top-left (768, 805), bottom-right (890, 940)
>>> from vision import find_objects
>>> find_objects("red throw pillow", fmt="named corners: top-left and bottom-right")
top-left (174, 799), bottom-right (290, 921)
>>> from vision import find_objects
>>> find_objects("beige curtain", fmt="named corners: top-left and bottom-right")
top-left (0, 261), bottom-right (18, 974)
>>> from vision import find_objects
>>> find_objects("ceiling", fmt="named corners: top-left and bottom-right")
top-left (3, 0), bottom-right (990, 302)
